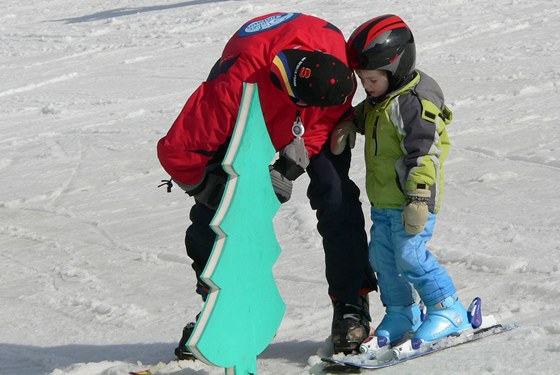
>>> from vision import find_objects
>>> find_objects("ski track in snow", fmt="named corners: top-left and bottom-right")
top-left (1, 0), bottom-right (560, 374)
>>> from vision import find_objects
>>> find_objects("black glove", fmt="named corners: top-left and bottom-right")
top-left (273, 137), bottom-right (309, 181)
top-left (269, 165), bottom-right (293, 203)
top-left (177, 164), bottom-right (228, 210)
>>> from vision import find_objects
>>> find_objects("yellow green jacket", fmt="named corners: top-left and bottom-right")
top-left (354, 71), bottom-right (452, 213)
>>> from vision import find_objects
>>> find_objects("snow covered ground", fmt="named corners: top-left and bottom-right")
top-left (1, 0), bottom-right (560, 374)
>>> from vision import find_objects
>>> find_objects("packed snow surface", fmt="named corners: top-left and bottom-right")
top-left (1, 0), bottom-right (560, 374)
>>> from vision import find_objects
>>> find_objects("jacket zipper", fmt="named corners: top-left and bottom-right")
top-left (372, 116), bottom-right (379, 156)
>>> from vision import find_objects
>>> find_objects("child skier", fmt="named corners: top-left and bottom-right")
top-left (331, 14), bottom-right (472, 346)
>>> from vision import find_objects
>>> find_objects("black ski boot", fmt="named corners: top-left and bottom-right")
top-left (331, 295), bottom-right (371, 354)
top-left (174, 322), bottom-right (196, 360)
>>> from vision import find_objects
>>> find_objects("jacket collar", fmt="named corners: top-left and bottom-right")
top-left (368, 71), bottom-right (420, 106)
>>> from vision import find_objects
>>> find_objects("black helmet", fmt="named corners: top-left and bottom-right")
top-left (347, 15), bottom-right (415, 89)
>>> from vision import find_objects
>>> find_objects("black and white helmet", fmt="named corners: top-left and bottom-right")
top-left (347, 15), bottom-right (416, 89)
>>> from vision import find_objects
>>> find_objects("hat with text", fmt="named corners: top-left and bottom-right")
top-left (271, 49), bottom-right (354, 106)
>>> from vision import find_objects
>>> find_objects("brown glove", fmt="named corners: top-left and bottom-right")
top-left (402, 189), bottom-right (431, 235)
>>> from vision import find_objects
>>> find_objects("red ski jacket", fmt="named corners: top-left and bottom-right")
top-left (157, 12), bottom-right (355, 185)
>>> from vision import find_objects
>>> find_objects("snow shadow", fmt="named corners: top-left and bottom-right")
top-left (51, 0), bottom-right (234, 24)
top-left (1, 339), bottom-right (321, 374)
top-left (0, 342), bottom-right (175, 375)
top-left (260, 339), bottom-right (323, 366)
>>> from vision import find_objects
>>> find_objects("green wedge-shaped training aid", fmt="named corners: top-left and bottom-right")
top-left (187, 83), bottom-right (286, 375)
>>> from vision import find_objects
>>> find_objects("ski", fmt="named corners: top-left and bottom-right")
top-left (128, 357), bottom-right (195, 375)
top-left (322, 322), bottom-right (517, 371)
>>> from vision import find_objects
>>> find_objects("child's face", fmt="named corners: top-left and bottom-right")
top-left (356, 69), bottom-right (389, 99)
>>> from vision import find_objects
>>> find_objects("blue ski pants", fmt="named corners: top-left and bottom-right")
top-left (369, 208), bottom-right (456, 307)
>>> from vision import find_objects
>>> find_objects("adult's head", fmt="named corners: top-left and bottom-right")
top-left (270, 49), bottom-right (354, 107)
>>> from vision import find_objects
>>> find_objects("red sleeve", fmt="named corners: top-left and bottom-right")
top-left (157, 75), bottom-right (242, 185)
top-left (301, 99), bottom-right (353, 156)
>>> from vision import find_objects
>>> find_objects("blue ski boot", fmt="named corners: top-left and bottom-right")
top-left (360, 303), bottom-right (422, 354)
top-left (411, 294), bottom-right (471, 348)
top-left (375, 303), bottom-right (422, 343)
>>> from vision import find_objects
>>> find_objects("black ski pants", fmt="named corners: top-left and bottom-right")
top-left (184, 143), bottom-right (376, 305)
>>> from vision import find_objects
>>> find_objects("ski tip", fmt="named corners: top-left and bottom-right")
top-left (501, 321), bottom-right (520, 331)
